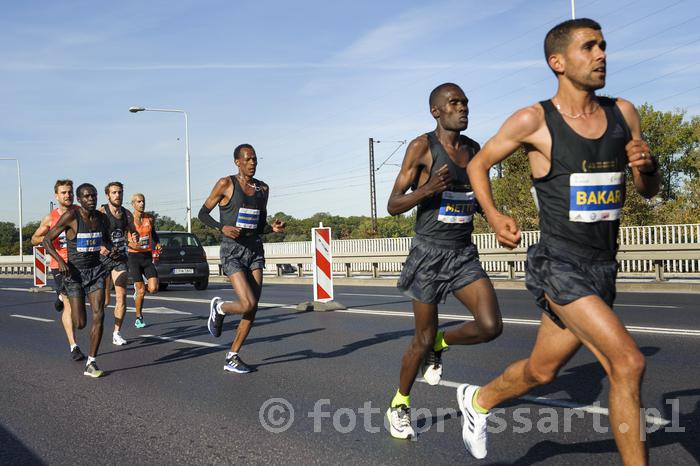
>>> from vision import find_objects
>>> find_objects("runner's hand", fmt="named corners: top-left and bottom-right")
top-left (489, 212), bottom-right (521, 249)
top-left (222, 225), bottom-right (241, 239)
top-left (423, 164), bottom-right (453, 196)
top-left (626, 139), bottom-right (654, 171)
top-left (57, 259), bottom-right (69, 275)
top-left (99, 245), bottom-right (110, 256)
top-left (271, 219), bottom-right (286, 233)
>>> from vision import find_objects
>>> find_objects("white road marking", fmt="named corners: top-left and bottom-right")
top-left (336, 308), bottom-right (700, 337)
top-left (338, 292), bottom-right (403, 298)
top-left (10, 314), bottom-right (54, 322)
top-left (418, 378), bottom-right (671, 426)
top-left (141, 334), bottom-right (226, 348)
top-left (3, 287), bottom-right (698, 336)
top-left (616, 304), bottom-right (678, 309)
top-left (114, 306), bottom-right (191, 315)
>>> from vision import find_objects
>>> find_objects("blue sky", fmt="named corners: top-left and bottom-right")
top-left (1, 0), bottom-right (699, 227)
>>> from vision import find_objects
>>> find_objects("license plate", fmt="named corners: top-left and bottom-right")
top-left (173, 268), bottom-right (194, 274)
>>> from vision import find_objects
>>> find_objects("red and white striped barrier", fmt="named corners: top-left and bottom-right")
top-left (312, 224), bottom-right (334, 302)
top-left (33, 246), bottom-right (48, 287)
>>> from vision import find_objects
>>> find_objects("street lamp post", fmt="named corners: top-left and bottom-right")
top-left (129, 106), bottom-right (192, 233)
top-left (0, 158), bottom-right (23, 262)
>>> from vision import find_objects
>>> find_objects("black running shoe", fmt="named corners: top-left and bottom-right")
top-left (224, 354), bottom-right (252, 374)
top-left (71, 346), bottom-right (85, 362)
top-left (54, 297), bottom-right (64, 312)
top-left (83, 361), bottom-right (104, 378)
top-left (208, 297), bottom-right (225, 338)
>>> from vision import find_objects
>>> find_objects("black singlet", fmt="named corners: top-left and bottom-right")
top-left (67, 211), bottom-right (108, 268)
top-left (413, 131), bottom-right (480, 246)
top-left (102, 204), bottom-right (129, 259)
top-left (219, 176), bottom-right (268, 240)
top-left (534, 97), bottom-right (631, 252)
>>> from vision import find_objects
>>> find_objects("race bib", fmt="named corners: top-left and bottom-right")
top-left (138, 235), bottom-right (151, 249)
top-left (437, 191), bottom-right (476, 224)
top-left (236, 208), bottom-right (260, 229)
top-left (57, 231), bottom-right (67, 250)
top-left (569, 172), bottom-right (624, 223)
top-left (76, 232), bottom-right (102, 252)
top-left (112, 229), bottom-right (127, 253)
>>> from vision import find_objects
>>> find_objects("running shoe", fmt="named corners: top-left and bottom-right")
top-left (224, 354), bottom-right (252, 374)
top-left (83, 361), bottom-right (104, 378)
top-left (421, 348), bottom-right (446, 385)
top-left (112, 332), bottom-right (127, 346)
top-left (54, 297), bottom-right (64, 312)
top-left (208, 297), bottom-right (224, 338)
top-left (71, 346), bottom-right (85, 362)
top-left (386, 405), bottom-right (415, 439)
top-left (457, 384), bottom-right (489, 459)
top-left (134, 316), bottom-right (146, 328)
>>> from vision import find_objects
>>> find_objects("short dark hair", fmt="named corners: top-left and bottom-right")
top-left (104, 181), bottom-right (124, 194)
top-left (76, 183), bottom-right (96, 197)
top-left (54, 179), bottom-right (73, 193)
top-left (233, 144), bottom-right (255, 160)
top-left (544, 18), bottom-right (601, 70)
top-left (429, 83), bottom-right (463, 108)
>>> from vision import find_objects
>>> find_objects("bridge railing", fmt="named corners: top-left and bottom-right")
top-left (3, 224), bottom-right (699, 281)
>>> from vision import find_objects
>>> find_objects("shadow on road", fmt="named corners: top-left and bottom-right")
top-left (0, 423), bottom-right (46, 465)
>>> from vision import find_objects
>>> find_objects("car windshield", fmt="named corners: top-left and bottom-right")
top-left (159, 233), bottom-right (201, 248)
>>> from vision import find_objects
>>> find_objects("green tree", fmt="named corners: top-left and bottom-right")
top-left (638, 104), bottom-right (700, 200)
top-left (488, 147), bottom-right (539, 231)
top-left (150, 213), bottom-right (185, 232)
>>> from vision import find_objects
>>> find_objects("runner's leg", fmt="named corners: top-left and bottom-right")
top-left (448, 277), bottom-right (502, 345)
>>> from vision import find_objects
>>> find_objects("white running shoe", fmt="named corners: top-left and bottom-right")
top-left (457, 384), bottom-right (489, 459)
top-left (112, 332), bottom-right (127, 346)
top-left (421, 348), bottom-right (445, 385)
top-left (386, 405), bottom-right (416, 439)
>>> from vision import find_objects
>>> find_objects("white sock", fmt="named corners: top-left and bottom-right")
top-left (87, 356), bottom-right (96, 365)
top-left (113, 330), bottom-right (120, 336)
top-left (226, 352), bottom-right (237, 359)
top-left (216, 301), bottom-right (225, 315)
top-left (70, 344), bottom-right (78, 351)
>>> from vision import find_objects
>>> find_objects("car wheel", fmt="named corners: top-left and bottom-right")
top-left (158, 283), bottom-right (169, 291)
top-left (194, 278), bottom-right (209, 290)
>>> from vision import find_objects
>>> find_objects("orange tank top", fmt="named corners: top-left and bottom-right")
top-left (129, 213), bottom-right (155, 253)
top-left (49, 208), bottom-right (70, 269)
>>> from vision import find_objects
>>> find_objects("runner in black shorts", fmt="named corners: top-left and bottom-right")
top-left (44, 183), bottom-right (118, 378)
top-left (31, 179), bottom-right (84, 361)
top-left (463, 19), bottom-right (661, 464)
top-left (199, 143), bottom-right (285, 374)
top-left (384, 83), bottom-right (502, 440)
top-left (127, 193), bottom-right (160, 329)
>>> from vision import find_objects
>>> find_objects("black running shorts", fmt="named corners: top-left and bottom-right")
top-left (100, 255), bottom-right (128, 273)
top-left (63, 262), bottom-right (107, 298)
top-left (525, 235), bottom-right (618, 328)
top-left (397, 235), bottom-right (488, 305)
top-left (128, 252), bottom-right (158, 282)
top-left (220, 237), bottom-right (265, 276)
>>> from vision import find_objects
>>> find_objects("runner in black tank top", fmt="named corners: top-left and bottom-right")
top-left (463, 19), bottom-right (661, 463)
top-left (198, 144), bottom-right (286, 375)
top-left (385, 83), bottom-right (502, 440)
top-left (99, 181), bottom-right (136, 346)
top-left (44, 183), bottom-right (117, 378)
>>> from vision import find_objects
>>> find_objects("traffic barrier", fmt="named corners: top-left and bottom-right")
top-left (296, 223), bottom-right (345, 311)
top-left (33, 246), bottom-right (48, 287)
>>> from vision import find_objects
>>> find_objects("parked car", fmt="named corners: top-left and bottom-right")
top-left (154, 231), bottom-right (210, 290)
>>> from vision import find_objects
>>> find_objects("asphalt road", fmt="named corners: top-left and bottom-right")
top-left (1, 278), bottom-right (698, 465)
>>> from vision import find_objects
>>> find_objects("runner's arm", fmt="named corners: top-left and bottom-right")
top-left (198, 177), bottom-right (229, 231)
top-left (617, 98), bottom-right (661, 198)
top-left (31, 215), bottom-right (52, 246)
top-left (387, 137), bottom-right (451, 215)
top-left (467, 108), bottom-right (539, 248)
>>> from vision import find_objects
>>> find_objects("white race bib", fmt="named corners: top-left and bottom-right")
top-left (569, 172), bottom-right (624, 223)
top-left (236, 208), bottom-right (260, 229)
top-left (76, 232), bottom-right (102, 252)
top-left (437, 191), bottom-right (476, 224)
